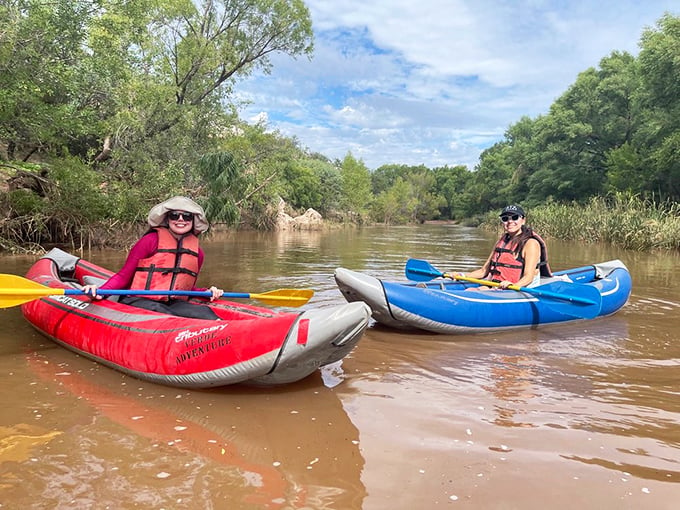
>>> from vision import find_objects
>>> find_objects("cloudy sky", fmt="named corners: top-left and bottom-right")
top-left (236, 1), bottom-right (679, 170)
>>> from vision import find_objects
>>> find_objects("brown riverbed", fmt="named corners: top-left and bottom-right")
top-left (1, 225), bottom-right (678, 509)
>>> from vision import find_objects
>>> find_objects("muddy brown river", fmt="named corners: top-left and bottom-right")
top-left (1, 224), bottom-right (678, 509)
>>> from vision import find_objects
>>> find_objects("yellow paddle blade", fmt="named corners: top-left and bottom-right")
top-left (0, 273), bottom-right (53, 291)
top-left (0, 274), bottom-right (68, 308)
top-left (249, 289), bottom-right (314, 307)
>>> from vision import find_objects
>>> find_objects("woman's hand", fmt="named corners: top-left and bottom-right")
top-left (208, 286), bottom-right (224, 301)
top-left (82, 284), bottom-right (102, 300)
top-left (498, 280), bottom-right (513, 289)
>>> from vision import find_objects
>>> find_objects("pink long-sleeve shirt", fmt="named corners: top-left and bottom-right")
top-left (99, 231), bottom-right (206, 291)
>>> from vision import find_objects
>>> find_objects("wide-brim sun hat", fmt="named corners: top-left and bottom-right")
top-left (147, 196), bottom-right (209, 234)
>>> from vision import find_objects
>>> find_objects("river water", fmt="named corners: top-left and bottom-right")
top-left (1, 224), bottom-right (678, 509)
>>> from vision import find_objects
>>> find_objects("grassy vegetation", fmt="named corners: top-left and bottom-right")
top-left (2, 159), bottom-right (678, 256)
top-left (479, 193), bottom-right (680, 251)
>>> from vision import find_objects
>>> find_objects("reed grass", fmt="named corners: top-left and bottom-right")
top-left (479, 194), bottom-right (680, 251)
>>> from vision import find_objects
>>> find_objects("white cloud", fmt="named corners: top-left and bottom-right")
top-left (235, 0), bottom-right (679, 169)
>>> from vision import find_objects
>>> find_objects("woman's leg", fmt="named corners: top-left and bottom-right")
top-left (119, 295), bottom-right (177, 314)
top-left (119, 296), bottom-right (220, 320)
top-left (167, 300), bottom-right (220, 320)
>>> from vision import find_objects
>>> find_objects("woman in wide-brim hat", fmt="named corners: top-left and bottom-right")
top-left (146, 195), bottom-right (210, 235)
top-left (83, 196), bottom-right (224, 319)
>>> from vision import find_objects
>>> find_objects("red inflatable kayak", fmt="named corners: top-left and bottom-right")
top-left (21, 249), bottom-right (370, 387)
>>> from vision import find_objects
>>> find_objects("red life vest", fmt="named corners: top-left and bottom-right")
top-left (487, 231), bottom-right (552, 283)
top-left (130, 227), bottom-right (200, 301)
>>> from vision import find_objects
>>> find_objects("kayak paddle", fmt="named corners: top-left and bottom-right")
top-left (404, 258), bottom-right (602, 319)
top-left (0, 273), bottom-right (314, 309)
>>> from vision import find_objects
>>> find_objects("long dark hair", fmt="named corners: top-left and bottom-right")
top-left (502, 225), bottom-right (535, 256)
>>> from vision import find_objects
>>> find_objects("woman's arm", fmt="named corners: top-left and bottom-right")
top-left (514, 238), bottom-right (540, 288)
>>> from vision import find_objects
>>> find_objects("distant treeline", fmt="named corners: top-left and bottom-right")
top-left (0, 2), bottom-right (678, 252)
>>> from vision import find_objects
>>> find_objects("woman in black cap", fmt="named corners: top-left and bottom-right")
top-left (455, 204), bottom-right (551, 289)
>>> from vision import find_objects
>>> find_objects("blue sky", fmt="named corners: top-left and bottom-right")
top-left (236, 1), bottom-right (679, 170)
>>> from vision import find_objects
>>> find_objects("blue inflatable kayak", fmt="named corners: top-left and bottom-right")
top-left (334, 260), bottom-right (631, 334)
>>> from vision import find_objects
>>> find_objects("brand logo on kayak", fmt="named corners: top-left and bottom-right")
top-left (51, 295), bottom-right (89, 310)
top-left (174, 324), bottom-right (228, 343)
top-left (176, 336), bottom-right (231, 365)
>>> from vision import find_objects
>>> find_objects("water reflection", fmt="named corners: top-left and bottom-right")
top-left (2, 224), bottom-right (680, 508)
top-left (481, 353), bottom-right (540, 428)
top-left (0, 424), bottom-right (62, 463)
top-left (363, 315), bottom-right (680, 486)
top-left (561, 454), bottom-right (679, 483)
top-left (0, 352), bottom-right (366, 509)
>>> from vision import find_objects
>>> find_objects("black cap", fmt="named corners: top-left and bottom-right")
top-left (499, 204), bottom-right (525, 217)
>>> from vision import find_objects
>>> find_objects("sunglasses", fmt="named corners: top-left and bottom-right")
top-left (500, 214), bottom-right (521, 222)
top-left (168, 211), bottom-right (194, 221)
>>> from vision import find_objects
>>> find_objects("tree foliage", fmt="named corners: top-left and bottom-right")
top-left (455, 15), bottom-right (680, 215)
top-left (0, 0), bottom-right (315, 246)
top-left (1, 7), bottom-right (680, 250)
top-left (339, 153), bottom-right (372, 221)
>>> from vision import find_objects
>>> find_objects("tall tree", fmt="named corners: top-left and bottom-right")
top-left (281, 159), bottom-right (322, 211)
top-left (99, 0), bottom-right (314, 188)
top-left (306, 157), bottom-right (343, 214)
top-left (340, 153), bottom-right (372, 220)
top-left (637, 13), bottom-right (680, 200)
top-left (217, 122), bottom-right (302, 228)
top-left (154, 0), bottom-right (314, 108)
top-left (372, 177), bottom-right (413, 224)
top-left (433, 164), bottom-right (471, 219)
top-left (406, 171), bottom-right (443, 223)
top-left (0, 0), bottom-right (104, 160)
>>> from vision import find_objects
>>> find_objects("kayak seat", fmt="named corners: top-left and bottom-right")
top-left (539, 274), bottom-right (573, 286)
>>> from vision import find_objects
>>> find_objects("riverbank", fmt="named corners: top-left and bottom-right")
top-left (478, 194), bottom-right (680, 252)
top-left (2, 193), bottom-right (678, 255)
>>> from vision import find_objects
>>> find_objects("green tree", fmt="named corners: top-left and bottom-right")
top-left (406, 171), bottom-right (443, 222)
top-left (0, 0), bottom-right (316, 247)
top-left (372, 177), bottom-right (413, 224)
top-left (463, 144), bottom-right (514, 215)
top-left (433, 164), bottom-right (472, 219)
top-left (371, 164), bottom-right (428, 194)
top-left (0, 0), bottom-right (105, 160)
top-left (281, 160), bottom-right (322, 211)
top-left (216, 122), bottom-right (308, 228)
top-left (637, 13), bottom-right (680, 200)
top-left (155, 0), bottom-right (313, 107)
top-left (98, 0), bottom-right (314, 189)
top-left (478, 51), bottom-right (642, 207)
top-left (650, 132), bottom-right (680, 199)
top-left (197, 151), bottom-right (242, 225)
top-left (300, 157), bottom-right (342, 214)
top-left (340, 153), bottom-right (372, 220)
top-left (605, 142), bottom-right (646, 194)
